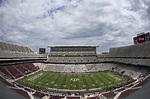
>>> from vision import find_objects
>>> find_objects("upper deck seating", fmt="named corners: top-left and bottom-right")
top-left (0, 41), bottom-right (37, 58)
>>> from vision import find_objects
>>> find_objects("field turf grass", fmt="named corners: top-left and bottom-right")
top-left (19, 71), bottom-right (127, 90)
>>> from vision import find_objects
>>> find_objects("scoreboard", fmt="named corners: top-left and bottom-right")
top-left (39, 48), bottom-right (46, 54)
top-left (133, 32), bottom-right (150, 44)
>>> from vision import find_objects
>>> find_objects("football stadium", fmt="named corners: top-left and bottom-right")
top-left (0, 33), bottom-right (150, 99)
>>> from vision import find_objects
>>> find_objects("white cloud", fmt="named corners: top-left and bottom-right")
top-left (0, 0), bottom-right (150, 52)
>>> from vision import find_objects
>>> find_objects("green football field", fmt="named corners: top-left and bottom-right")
top-left (19, 71), bottom-right (127, 90)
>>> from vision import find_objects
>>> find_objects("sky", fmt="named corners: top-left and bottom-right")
top-left (0, 0), bottom-right (150, 52)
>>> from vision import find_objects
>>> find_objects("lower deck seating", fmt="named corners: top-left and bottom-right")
top-left (63, 64), bottom-right (88, 72)
top-left (101, 91), bottom-right (116, 99)
top-left (87, 96), bottom-right (100, 99)
top-left (67, 96), bottom-right (81, 99)
top-left (54, 65), bottom-right (65, 72)
top-left (33, 91), bottom-right (46, 98)
top-left (117, 88), bottom-right (140, 99)
top-left (49, 95), bottom-right (64, 99)
top-left (43, 63), bottom-right (150, 80)
top-left (0, 63), bottom-right (39, 79)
